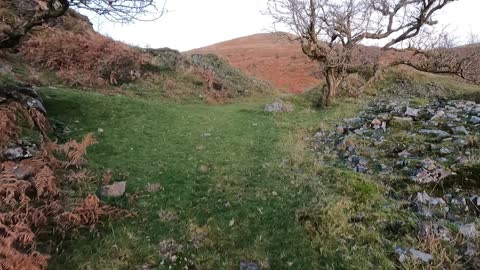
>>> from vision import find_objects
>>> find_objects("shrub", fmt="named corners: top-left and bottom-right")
top-left (21, 29), bottom-right (147, 87)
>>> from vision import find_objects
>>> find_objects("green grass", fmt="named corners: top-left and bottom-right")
top-left (39, 86), bottom-right (396, 270)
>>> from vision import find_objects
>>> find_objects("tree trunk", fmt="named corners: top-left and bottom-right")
top-left (324, 68), bottom-right (340, 106)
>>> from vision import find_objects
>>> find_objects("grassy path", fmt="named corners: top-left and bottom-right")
top-left (42, 88), bottom-right (394, 270)
top-left (42, 88), bottom-right (341, 270)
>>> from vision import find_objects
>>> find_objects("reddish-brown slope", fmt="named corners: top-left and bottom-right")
top-left (189, 33), bottom-right (321, 93)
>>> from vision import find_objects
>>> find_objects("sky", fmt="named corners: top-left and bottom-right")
top-left (84, 0), bottom-right (480, 52)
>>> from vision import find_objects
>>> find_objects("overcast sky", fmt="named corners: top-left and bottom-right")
top-left (85, 0), bottom-right (480, 52)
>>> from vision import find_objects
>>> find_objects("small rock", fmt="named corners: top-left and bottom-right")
top-left (451, 126), bottom-right (469, 135)
top-left (239, 260), bottom-right (261, 270)
top-left (405, 107), bottom-right (420, 118)
top-left (437, 157), bottom-right (448, 163)
top-left (394, 247), bottom-right (408, 263)
top-left (415, 191), bottom-right (446, 205)
top-left (419, 129), bottom-right (450, 137)
top-left (454, 139), bottom-right (467, 146)
top-left (411, 168), bottom-right (453, 184)
top-left (398, 150), bottom-right (411, 158)
top-left (344, 117), bottom-right (363, 128)
top-left (451, 197), bottom-right (466, 206)
top-left (355, 165), bottom-right (368, 173)
top-left (458, 223), bottom-right (478, 239)
top-left (352, 156), bottom-right (369, 166)
top-left (420, 159), bottom-right (437, 171)
top-left (413, 204), bottom-right (433, 218)
top-left (100, 181), bottom-right (126, 198)
top-left (439, 147), bottom-right (451, 155)
top-left (418, 222), bottom-right (451, 241)
top-left (431, 110), bottom-right (445, 120)
top-left (409, 249), bottom-right (433, 263)
top-left (371, 118), bottom-right (382, 126)
top-left (469, 195), bottom-right (480, 206)
top-left (336, 125), bottom-right (345, 134)
top-left (264, 100), bottom-right (293, 113)
top-left (3, 144), bottom-right (38, 160)
top-left (470, 116), bottom-right (480, 124)
top-left (396, 160), bottom-right (409, 168)
top-left (97, 128), bottom-right (104, 133)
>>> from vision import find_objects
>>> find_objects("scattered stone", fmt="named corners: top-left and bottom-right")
top-left (411, 168), bottom-right (453, 184)
top-left (336, 125), bottom-right (345, 134)
top-left (470, 116), bottom-right (480, 124)
top-left (430, 110), bottom-right (445, 120)
top-left (396, 160), bottom-right (409, 168)
top-left (239, 260), bottom-right (261, 270)
top-left (201, 133), bottom-right (211, 137)
top-left (395, 247), bottom-right (433, 263)
top-left (398, 150), bottom-right (411, 158)
top-left (355, 165), bottom-right (368, 173)
top-left (419, 129), bottom-right (450, 137)
top-left (439, 147), bottom-right (451, 155)
top-left (344, 117), bottom-right (363, 128)
top-left (420, 159), bottom-right (437, 171)
top-left (451, 126), bottom-right (469, 135)
top-left (352, 156), bottom-right (368, 166)
top-left (264, 100), bottom-right (293, 113)
top-left (371, 118), bottom-right (382, 126)
top-left (454, 139), bottom-right (467, 146)
top-left (418, 222), bottom-right (451, 241)
top-left (412, 204), bottom-right (433, 218)
top-left (415, 191), bottom-right (446, 205)
top-left (451, 197), bottom-right (467, 206)
top-left (2, 143), bottom-right (38, 160)
top-left (405, 107), bottom-right (420, 118)
top-left (409, 249), bottom-right (433, 263)
top-left (394, 247), bottom-right (408, 263)
top-left (469, 195), bottom-right (480, 206)
top-left (99, 181), bottom-right (126, 198)
top-left (458, 223), bottom-right (478, 239)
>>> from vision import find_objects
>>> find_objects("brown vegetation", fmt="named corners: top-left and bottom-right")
top-left (21, 29), bottom-right (147, 87)
top-left (0, 98), bottom-right (128, 269)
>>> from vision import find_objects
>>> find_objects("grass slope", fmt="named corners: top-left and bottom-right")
top-left (40, 87), bottom-right (393, 270)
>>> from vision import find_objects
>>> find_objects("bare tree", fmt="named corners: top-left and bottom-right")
top-left (267, 0), bottom-right (456, 106)
top-left (392, 26), bottom-right (480, 84)
top-left (0, 0), bottom-right (165, 49)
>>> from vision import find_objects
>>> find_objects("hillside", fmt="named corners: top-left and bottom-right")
top-left (190, 33), bottom-right (321, 93)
